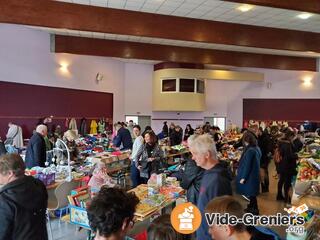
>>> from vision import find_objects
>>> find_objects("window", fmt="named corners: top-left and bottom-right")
top-left (197, 79), bottom-right (205, 93)
top-left (213, 117), bottom-right (226, 132)
top-left (162, 78), bottom-right (204, 93)
top-left (125, 116), bottom-right (138, 125)
top-left (179, 78), bottom-right (195, 92)
top-left (162, 79), bottom-right (176, 92)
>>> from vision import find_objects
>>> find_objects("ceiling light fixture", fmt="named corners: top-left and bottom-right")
top-left (60, 62), bottom-right (68, 72)
top-left (237, 4), bottom-right (254, 12)
top-left (297, 12), bottom-right (313, 19)
top-left (302, 75), bottom-right (313, 87)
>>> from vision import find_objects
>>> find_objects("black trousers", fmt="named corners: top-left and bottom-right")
top-left (260, 167), bottom-right (269, 191)
top-left (248, 196), bottom-right (258, 211)
top-left (140, 177), bottom-right (149, 184)
top-left (277, 172), bottom-right (293, 201)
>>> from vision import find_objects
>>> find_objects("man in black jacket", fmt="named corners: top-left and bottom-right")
top-left (25, 124), bottom-right (47, 168)
top-left (0, 154), bottom-right (48, 240)
top-left (277, 130), bottom-right (298, 203)
top-left (170, 126), bottom-right (183, 146)
top-left (162, 121), bottom-right (169, 138)
top-left (180, 156), bottom-right (204, 205)
top-left (257, 127), bottom-right (273, 192)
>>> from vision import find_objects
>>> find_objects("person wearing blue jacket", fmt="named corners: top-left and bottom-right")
top-left (236, 130), bottom-right (262, 215)
top-left (188, 134), bottom-right (233, 240)
top-left (113, 123), bottom-right (133, 150)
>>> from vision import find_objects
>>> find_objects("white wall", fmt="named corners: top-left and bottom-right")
top-left (124, 65), bottom-right (319, 133)
top-left (0, 24), bottom-right (125, 121)
top-left (2, 24), bottom-right (319, 131)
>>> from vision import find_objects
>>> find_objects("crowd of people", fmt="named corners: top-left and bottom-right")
top-left (111, 121), bottom-right (299, 240)
top-left (111, 121), bottom-right (224, 190)
top-left (0, 119), bottom-right (307, 240)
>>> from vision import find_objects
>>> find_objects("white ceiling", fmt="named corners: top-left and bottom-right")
top-left (30, 26), bottom-right (320, 58)
top-left (55, 0), bottom-right (320, 33)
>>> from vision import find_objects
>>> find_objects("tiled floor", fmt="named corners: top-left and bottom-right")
top-left (50, 162), bottom-right (288, 240)
top-left (48, 219), bottom-right (88, 240)
top-left (237, 162), bottom-right (288, 238)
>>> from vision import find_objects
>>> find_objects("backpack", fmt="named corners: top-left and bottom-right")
top-left (273, 147), bottom-right (282, 163)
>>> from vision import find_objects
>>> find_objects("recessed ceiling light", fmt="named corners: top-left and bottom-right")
top-left (297, 12), bottom-right (313, 19)
top-left (237, 4), bottom-right (254, 12)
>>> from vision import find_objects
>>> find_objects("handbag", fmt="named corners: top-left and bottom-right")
top-left (4, 138), bottom-right (14, 145)
top-left (273, 147), bottom-right (282, 163)
top-left (4, 127), bottom-right (19, 145)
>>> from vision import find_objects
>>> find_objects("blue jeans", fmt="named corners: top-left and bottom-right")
top-left (130, 163), bottom-right (141, 188)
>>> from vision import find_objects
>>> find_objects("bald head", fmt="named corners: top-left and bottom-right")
top-left (36, 125), bottom-right (48, 137)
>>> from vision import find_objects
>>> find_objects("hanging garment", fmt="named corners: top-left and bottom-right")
top-left (69, 118), bottom-right (77, 131)
top-left (98, 120), bottom-right (106, 133)
top-left (79, 118), bottom-right (87, 136)
top-left (260, 121), bottom-right (266, 130)
top-left (65, 118), bottom-right (70, 129)
top-left (90, 120), bottom-right (98, 134)
top-left (5, 124), bottom-right (23, 148)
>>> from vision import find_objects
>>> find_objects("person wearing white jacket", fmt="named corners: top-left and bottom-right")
top-left (5, 122), bottom-right (23, 148)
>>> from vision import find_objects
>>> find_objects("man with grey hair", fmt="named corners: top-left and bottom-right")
top-left (188, 134), bottom-right (233, 240)
top-left (25, 124), bottom-right (48, 168)
top-left (0, 154), bottom-right (48, 239)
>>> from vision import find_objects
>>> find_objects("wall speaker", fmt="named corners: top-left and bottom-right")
top-left (266, 82), bottom-right (272, 89)
top-left (96, 73), bottom-right (104, 82)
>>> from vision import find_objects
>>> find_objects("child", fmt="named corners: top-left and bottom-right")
top-left (88, 162), bottom-right (116, 196)
top-left (147, 214), bottom-right (184, 240)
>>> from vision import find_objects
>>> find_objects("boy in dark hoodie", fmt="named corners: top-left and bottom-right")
top-left (0, 154), bottom-right (48, 240)
top-left (188, 134), bottom-right (233, 240)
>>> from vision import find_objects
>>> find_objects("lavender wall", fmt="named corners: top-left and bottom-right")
top-left (124, 63), bottom-right (153, 116)
top-left (0, 24), bottom-right (125, 122)
top-left (220, 67), bottom-right (319, 127)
